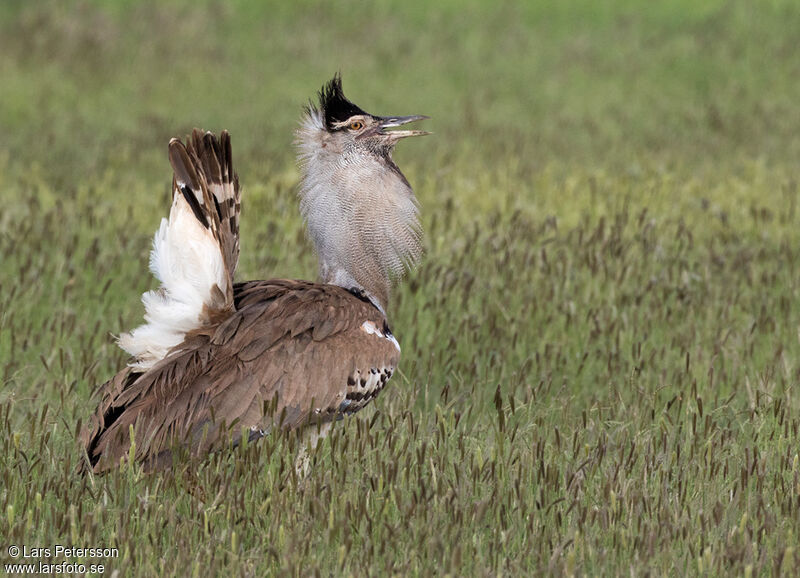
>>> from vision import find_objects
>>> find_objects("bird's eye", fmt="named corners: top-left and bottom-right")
top-left (349, 121), bottom-right (364, 131)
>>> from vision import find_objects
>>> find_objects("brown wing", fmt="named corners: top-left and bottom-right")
top-left (82, 280), bottom-right (400, 473)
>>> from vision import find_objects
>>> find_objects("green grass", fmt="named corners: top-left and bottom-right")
top-left (2, 0), bottom-right (800, 575)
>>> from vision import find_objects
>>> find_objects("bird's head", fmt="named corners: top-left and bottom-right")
top-left (317, 75), bottom-right (428, 149)
top-left (296, 74), bottom-right (428, 313)
top-left (298, 74), bottom-right (428, 167)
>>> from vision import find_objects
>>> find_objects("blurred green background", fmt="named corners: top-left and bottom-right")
top-left (2, 0), bottom-right (799, 238)
top-left (3, 0), bottom-right (799, 179)
top-left (2, 1), bottom-right (800, 575)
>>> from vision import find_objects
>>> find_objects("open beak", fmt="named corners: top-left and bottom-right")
top-left (378, 115), bottom-right (430, 140)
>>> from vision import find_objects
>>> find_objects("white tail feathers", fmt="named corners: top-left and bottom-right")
top-left (119, 130), bottom-right (240, 370)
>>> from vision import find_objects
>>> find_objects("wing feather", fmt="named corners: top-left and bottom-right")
top-left (83, 281), bottom-right (401, 473)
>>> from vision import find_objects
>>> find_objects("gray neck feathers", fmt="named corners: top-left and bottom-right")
top-left (296, 110), bottom-right (422, 313)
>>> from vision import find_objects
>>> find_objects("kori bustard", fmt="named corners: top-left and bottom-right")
top-left (81, 75), bottom-right (428, 472)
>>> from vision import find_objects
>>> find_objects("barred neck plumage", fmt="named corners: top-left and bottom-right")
top-left (295, 96), bottom-right (424, 314)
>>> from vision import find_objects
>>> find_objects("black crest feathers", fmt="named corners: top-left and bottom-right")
top-left (317, 74), bottom-right (368, 130)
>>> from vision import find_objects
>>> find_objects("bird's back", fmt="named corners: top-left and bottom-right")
top-left (83, 279), bottom-right (400, 473)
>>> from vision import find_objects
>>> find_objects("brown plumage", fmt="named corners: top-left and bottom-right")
top-left (84, 280), bottom-right (398, 473)
top-left (81, 77), bottom-right (426, 473)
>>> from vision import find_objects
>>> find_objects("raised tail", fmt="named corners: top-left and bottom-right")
top-left (118, 130), bottom-right (241, 370)
top-left (171, 129), bottom-right (241, 283)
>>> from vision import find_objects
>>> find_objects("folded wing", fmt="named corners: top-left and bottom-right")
top-left (85, 281), bottom-right (401, 473)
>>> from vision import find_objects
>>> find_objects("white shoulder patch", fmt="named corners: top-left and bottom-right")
top-left (360, 320), bottom-right (401, 353)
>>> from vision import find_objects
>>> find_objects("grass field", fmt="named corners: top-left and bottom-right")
top-left (2, 0), bottom-right (800, 575)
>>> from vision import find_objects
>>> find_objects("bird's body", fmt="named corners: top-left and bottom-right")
top-left (82, 76), bottom-right (427, 473)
